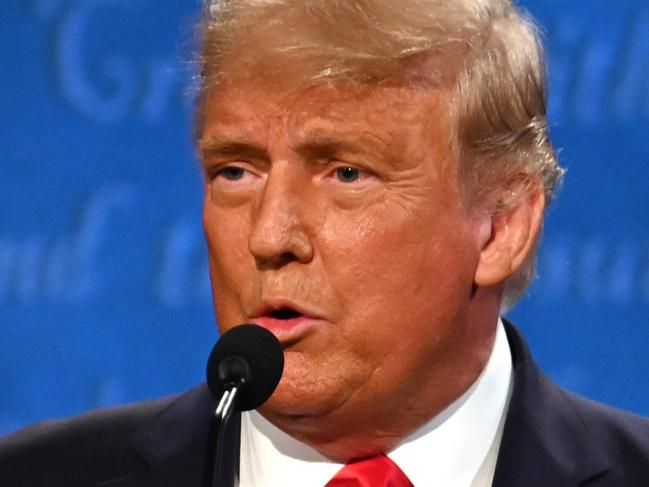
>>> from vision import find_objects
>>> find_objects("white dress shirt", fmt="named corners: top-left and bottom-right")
top-left (239, 320), bottom-right (513, 487)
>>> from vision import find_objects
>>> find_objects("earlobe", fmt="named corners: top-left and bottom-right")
top-left (474, 189), bottom-right (545, 288)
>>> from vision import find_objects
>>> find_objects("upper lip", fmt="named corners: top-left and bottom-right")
top-left (251, 298), bottom-right (324, 320)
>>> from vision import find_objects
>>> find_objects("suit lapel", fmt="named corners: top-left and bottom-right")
top-left (493, 324), bottom-right (610, 487)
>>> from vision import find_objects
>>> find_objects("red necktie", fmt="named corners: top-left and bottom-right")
top-left (325, 454), bottom-right (414, 487)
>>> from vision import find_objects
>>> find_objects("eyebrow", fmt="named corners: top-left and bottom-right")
top-left (200, 138), bottom-right (270, 161)
top-left (199, 130), bottom-right (391, 166)
top-left (295, 129), bottom-right (394, 169)
top-left (296, 137), bottom-right (360, 161)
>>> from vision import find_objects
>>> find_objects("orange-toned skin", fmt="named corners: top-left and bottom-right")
top-left (199, 70), bottom-right (544, 460)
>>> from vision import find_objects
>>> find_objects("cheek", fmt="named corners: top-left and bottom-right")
top-left (319, 203), bottom-right (439, 295)
top-left (319, 202), bottom-right (478, 346)
top-left (203, 197), bottom-right (251, 266)
top-left (203, 200), bottom-right (254, 323)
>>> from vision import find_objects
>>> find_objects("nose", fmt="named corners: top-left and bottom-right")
top-left (248, 166), bottom-right (314, 269)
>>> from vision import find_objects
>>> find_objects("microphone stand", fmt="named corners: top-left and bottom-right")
top-left (204, 325), bottom-right (284, 487)
top-left (208, 384), bottom-right (240, 487)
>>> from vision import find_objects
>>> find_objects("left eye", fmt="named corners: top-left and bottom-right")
top-left (335, 166), bottom-right (361, 183)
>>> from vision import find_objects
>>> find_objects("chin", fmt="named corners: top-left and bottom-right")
top-left (260, 379), bottom-right (343, 419)
top-left (257, 350), bottom-right (343, 413)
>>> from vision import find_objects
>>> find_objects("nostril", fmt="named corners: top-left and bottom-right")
top-left (252, 251), bottom-right (300, 271)
top-left (270, 308), bottom-right (302, 320)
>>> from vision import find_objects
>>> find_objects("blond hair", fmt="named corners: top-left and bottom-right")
top-left (197, 0), bottom-right (565, 308)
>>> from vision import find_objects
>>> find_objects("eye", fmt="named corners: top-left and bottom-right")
top-left (335, 166), bottom-right (361, 183)
top-left (215, 166), bottom-right (246, 181)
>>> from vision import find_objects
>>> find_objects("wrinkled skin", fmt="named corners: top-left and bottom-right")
top-left (199, 71), bottom-right (538, 459)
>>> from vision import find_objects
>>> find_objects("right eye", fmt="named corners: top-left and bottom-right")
top-left (206, 164), bottom-right (262, 192)
top-left (216, 166), bottom-right (247, 181)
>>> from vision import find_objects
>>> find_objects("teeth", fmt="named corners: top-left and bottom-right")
top-left (270, 308), bottom-right (302, 320)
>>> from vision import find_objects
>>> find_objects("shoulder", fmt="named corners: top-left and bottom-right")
top-left (0, 395), bottom-right (176, 486)
top-left (499, 322), bottom-right (649, 486)
top-left (0, 396), bottom-right (175, 450)
top-left (561, 387), bottom-right (649, 465)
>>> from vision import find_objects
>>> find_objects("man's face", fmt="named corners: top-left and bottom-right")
top-left (201, 75), bottom-right (491, 456)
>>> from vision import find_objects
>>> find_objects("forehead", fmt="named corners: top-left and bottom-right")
top-left (208, 78), bottom-right (430, 122)
top-left (201, 75), bottom-right (455, 159)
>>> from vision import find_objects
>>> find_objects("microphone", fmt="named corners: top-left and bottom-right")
top-left (206, 323), bottom-right (284, 411)
top-left (204, 324), bottom-right (284, 487)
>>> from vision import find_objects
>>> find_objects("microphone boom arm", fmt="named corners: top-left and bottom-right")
top-left (210, 384), bottom-right (240, 487)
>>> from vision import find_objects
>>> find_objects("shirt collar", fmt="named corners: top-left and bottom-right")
top-left (387, 319), bottom-right (512, 486)
top-left (239, 319), bottom-right (512, 487)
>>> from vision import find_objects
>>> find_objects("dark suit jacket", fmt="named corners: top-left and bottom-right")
top-left (2, 324), bottom-right (649, 486)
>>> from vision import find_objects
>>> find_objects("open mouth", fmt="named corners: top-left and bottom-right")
top-left (252, 303), bottom-right (319, 344)
top-left (268, 308), bottom-right (303, 320)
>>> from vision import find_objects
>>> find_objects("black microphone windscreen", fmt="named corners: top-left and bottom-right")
top-left (206, 324), bottom-right (284, 411)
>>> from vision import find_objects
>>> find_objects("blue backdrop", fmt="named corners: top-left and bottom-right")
top-left (2, 0), bottom-right (648, 435)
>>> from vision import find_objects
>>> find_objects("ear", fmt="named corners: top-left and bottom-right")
top-left (474, 188), bottom-right (545, 287)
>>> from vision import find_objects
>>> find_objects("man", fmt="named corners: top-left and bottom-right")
top-left (2, 0), bottom-right (649, 486)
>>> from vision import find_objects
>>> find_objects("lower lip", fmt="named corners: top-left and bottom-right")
top-left (251, 316), bottom-right (323, 344)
